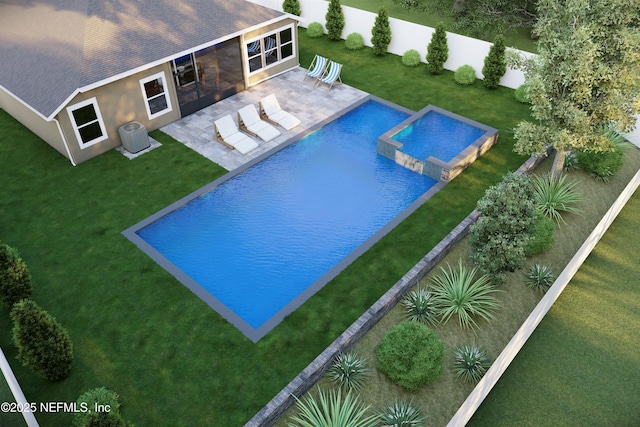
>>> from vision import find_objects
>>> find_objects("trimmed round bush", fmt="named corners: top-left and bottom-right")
top-left (0, 243), bottom-right (32, 307)
top-left (454, 65), bottom-right (476, 85)
top-left (72, 387), bottom-right (127, 427)
top-left (401, 49), bottom-right (421, 67)
top-left (514, 83), bottom-right (531, 104)
top-left (306, 22), bottom-right (324, 38)
top-left (525, 212), bottom-right (555, 256)
top-left (375, 322), bottom-right (445, 391)
top-left (577, 147), bottom-right (624, 181)
top-left (345, 32), bottom-right (364, 50)
top-left (282, 0), bottom-right (301, 16)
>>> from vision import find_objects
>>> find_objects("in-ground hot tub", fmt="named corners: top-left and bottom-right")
top-left (377, 105), bottom-right (499, 182)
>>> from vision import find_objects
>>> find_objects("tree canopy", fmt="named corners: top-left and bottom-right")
top-left (509, 0), bottom-right (640, 177)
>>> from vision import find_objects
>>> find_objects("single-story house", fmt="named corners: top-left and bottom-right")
top-left (0, 0), bottom-right (299, 165)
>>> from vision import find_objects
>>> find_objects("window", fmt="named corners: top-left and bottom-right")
top-left (140, 72), bottom-right (172, 119)
top-left (66, 98), bottom-right (108, 148)
top-left (246, 26), bottom-right (295, 73)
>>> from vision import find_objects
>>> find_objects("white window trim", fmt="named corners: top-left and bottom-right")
top-left (66, 97), bottom-right (108, 149)
top-left (245, 24), bottom-right (295, 75)
top-left (139, 71), bottom-right (173, 120)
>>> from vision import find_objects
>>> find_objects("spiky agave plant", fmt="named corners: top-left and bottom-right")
top-left (401, 287), bottom-right (438, 326)
top-left (532, 174), bottom-right (582, 224)
top-left (430, 260), bottom-right (500, 330)
top-left (452, 344), bottom-right (491, 383)
top-left (326, 351), bottom-right (370, 392)
top-left (524, 263), bottom-right (556, 292)
top-left (288, 388), bottom-right (378, 427)
top-left (377, 399), bottom-right (426, 427)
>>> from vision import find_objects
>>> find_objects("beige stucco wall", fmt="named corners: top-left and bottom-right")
top-left (56, 62), bottom-right (180, 164)
top-left (0, 86), bottom-right (69, 160)
top-left (244, 18), bottom-right (299, 87)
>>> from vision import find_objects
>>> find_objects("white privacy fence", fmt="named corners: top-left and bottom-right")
top-left (249, 0), bottom-right (534, 88)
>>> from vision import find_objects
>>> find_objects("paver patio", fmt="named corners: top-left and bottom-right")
top-left (160, 67), bottom-right (368, 170)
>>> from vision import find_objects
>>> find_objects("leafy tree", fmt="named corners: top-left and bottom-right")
top-left (11, 299), bottom-right (73, 381)
top-left (470, 173), bottom-right (536, 284)
top-left (371, 7), bottom-right (392, 56)
top-left (509, 0), bottom-right (640, 178)
top-left (282, 0), bottom-right (301, 16)
top-left (426, 22), bottom-right (448, 75)
top-left (482, 34), bottom-right (506, 89)
top-left (0, 243), bottom-right (32, 307)
top-left (325, 0), bottom-right (345, 41)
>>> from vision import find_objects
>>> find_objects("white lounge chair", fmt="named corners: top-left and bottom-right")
top-left (304, 55), bottom-right (328, 81)
top-left (213, 115), bottom-right (259, 154)
top-left (259, 94), bottom-right (301, 131)
top-left (237, 104), bottom-right (281, 142)
top-left (316, 61), bottom-right (342, 91)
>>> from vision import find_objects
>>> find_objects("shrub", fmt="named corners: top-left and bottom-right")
top-left (72, 387), bottom-right (128, 427)
top-left (470, 173), bottom-right (536, 284)
top-left (482, 34), bottom-right (507, 89)
top-left (426, 22), bottom-right (448, 75)
top-left (452, 345), bottom-right (491, 383)
top-left (577, 146), bottom-right (624, 182)
top-left (326, 351), bottom-right (370, 391)
top-left (524, 264), bottom-right (556, 293)
top-left (11, 299), bottom-right (73, 381)
top-left (563, 151), bottom-right (579, 171)
top-left (377, 399), bottom-right (426, 426)
top-left (430, 260), bottom-right (500, 330)
top-left (306, 22), bottom-right (324, 39)
top-left (454, 65), bottom-right (476, 85)
top-left (0, 243), bottom-right (32, 307)
top-left (401, 49), bottom-right (421, 67)
top-left (289, 389), bottom-right (378, 427)
top-left (282, 0), bottom-right (301, 16)
top-left (525, 212), bottom-right (555, 256)
top-left (371, 7), bottom-right (392, 56)
top-left (325, 0), bottom-right (345, 41)
top-left (514, 84), bottom-right (531, 104)
top-left (375, 322), bottom-right (445, 391)
top-left (402, 287), bottom-right (438, 326)
top-left (345, 32), bottom-right (364, 50)
top-left (532, 174), bottom-right (582, 224)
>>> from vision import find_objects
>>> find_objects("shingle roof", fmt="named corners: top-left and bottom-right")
top-left (0, 0), bottom-right (284, 118)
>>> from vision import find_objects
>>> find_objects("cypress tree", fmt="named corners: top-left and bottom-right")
top-left (482, 34), bottom-right (507, 89)
top-left (11, 299), bottom-right (73, 381)
top-left (282, 0), bottom-right (301, 16)
top-left (371, 7), bottom-right (392, 56)
top-left (325, 0), bottom-right (345, 41)
top-left (426, 22), bottom-right (449, 75)
top-left (0, 243), bottom-right (32, 307)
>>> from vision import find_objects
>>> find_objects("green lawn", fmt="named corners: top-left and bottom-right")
top-left (0, 33), bottom-right (531, 426)
top-left (337, 0), bottom-right (538, 52)
top-left (468, 187), bottom-right (640, 426)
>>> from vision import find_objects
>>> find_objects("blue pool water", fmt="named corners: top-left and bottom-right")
top-left (393, 111), bottom-right (486, 162)
top-left (134, 100), bottom-right (438, 336)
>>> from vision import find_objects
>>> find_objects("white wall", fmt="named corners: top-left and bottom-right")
top-left (248, 0), bottom-right (532, 88)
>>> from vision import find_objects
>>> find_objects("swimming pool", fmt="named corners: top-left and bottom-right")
top-left (124, 97), bottom-right (441, 341)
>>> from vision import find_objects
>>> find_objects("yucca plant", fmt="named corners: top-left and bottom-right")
top-left (563, 151), bottom-right (579, 171)
top-left (377, 399), bottom-right (426, 427)
top-left (532, 174), bottom-right (582, 224)
top-left (524, 263), bottom-right (556, 292)
top-left (401, 287), bottom-right (438, 326)
top-left (452, 344), bottom-right (491, 383)
top-left (326, 351), bottom-right (370, 392)
top-left (430, 260), bottom-right (500, 330)
top-left (288, 388), bottom-right (378, 427)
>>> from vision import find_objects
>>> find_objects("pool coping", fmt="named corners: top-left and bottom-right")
top-left (122, 95), bottom-right (446, 342)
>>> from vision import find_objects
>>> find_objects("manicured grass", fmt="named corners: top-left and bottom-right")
top-left (1, 34), bottom-right (530, 426)
top-left (337, 0), bottom-right (538, 52)
top-left (276, 150), bottom-right (640, 426)
top-left (468, 185), bottom-right (640, 426)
